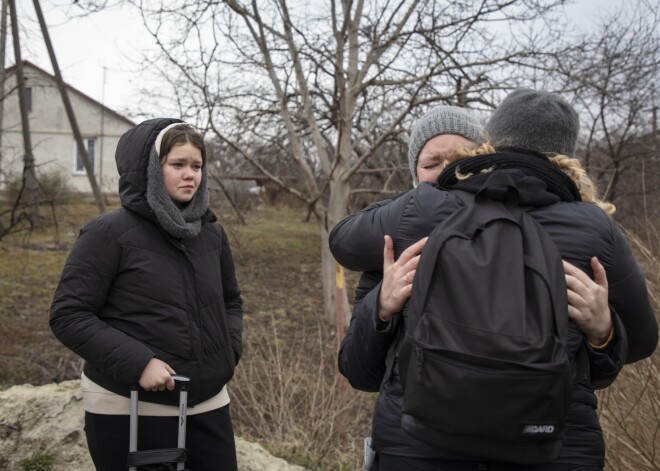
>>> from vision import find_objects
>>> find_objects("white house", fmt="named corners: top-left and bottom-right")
top-left (1, 61), bottom-right (135, 194)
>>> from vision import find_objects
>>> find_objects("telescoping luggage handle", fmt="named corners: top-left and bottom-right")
top-left (128, 374), bottom-right (190, 471)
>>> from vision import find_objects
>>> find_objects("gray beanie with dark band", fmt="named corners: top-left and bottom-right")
top-left (408, 106), bottom-right (483, 186)
top-left (485, 88), bottom-right (579, 157)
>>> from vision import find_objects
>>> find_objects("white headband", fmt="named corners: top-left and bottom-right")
top-left (154, 122), bottom-right (189, 156)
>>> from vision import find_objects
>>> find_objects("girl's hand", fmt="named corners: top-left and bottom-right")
top-left (139, 358), bottom-right (176, 391)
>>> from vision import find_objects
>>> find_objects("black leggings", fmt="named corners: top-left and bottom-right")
top-left (85, 405), bottom-right (237, 471)
top-left (377, 454), bottom-right (602, 471)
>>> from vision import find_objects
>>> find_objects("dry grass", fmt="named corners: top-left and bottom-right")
top-left (231, 315), bottom-right (373, 470)
top-left (597, 228), bottom-right (660, 471)
top-left (599, 358), bottom-right (660, 470)
top-left (223, 206), bottom-right (375, 469)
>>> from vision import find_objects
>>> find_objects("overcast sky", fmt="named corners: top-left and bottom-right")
top-left (10, 0), bottom-right (627, 121)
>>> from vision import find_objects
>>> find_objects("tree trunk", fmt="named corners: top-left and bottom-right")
top-left (8, 0), bottom-right (38, 214)
top-left (321, 178), bottom-right (352, 330)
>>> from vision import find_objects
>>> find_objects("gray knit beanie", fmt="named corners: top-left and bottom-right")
top-left (408, 106), bottom-right (483, 186)
top-left (485, 88), bottom-right (579, 157)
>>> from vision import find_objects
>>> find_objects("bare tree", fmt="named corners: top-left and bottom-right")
top-left (126, 0), bottom-right (572, 322)
top-left (551, 2), bottom-right (660, 232)
top-left (70, 0), bottom-right (566, 321)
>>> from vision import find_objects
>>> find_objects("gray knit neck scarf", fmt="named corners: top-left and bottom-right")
top-left (146, 147), bottom-right (209, 240)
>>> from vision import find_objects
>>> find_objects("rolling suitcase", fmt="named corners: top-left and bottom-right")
top-left (127, 375), bottom-right (190, 471)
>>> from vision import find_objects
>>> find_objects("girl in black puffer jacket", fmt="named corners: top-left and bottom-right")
top-left (50, 118), bottom-right (243, 471)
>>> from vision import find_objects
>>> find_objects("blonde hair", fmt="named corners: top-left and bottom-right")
top-left (444, 143), bottom-right (616, 216)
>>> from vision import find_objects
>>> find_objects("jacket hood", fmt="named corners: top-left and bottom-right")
top-left (116, 118), bottom-right (184, 214)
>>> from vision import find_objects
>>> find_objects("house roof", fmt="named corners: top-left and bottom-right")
top-left (5, 60), bottom-right (136, 127)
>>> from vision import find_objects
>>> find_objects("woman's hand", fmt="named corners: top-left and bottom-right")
top-left (378, 235), bottom-right (428, 323)
top-left (139, 358), bottom-right (176, 391)
top-left (564, 257), bottom-right (612, 346)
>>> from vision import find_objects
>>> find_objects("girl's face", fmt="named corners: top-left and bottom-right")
top-left (161, 142), bottom-right (203, 204)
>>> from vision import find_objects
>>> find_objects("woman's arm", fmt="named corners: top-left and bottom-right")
top-left (329, 191), bottom-right (412, 272)
top-left (564, 258), bottom-right (627, 389)
top-left (564, 258), bottom-right (612, 346)
top-left (338, 271), bottom-right (398, 391)
top-left (605, 225), bottom-right (657, 364)
top-left (338, 237), bottom-right (426, 390)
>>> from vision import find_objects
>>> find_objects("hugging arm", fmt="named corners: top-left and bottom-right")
top-left (337, 236), bottom-right (427, 390)
top-left (329, 191), bottom-right (411, 272)
top-left (338, 271), bottom-right (400, 391)
top-left (564, 258), bottom-right (628, 389)
top-left (564, 257), bottom-right (613, 346)
top-left (602, 225), bottom-right (657, 364)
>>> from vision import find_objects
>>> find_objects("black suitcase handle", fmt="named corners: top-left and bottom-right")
top-left (130, 374), bottom-right (191, 392)
top-left (128, 375), bottom-right (190, 471)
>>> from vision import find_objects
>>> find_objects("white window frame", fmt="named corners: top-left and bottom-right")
top-left (73, 137), bottom-right (97, 175)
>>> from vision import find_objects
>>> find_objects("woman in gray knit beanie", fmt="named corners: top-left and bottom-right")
top-left (408, 106), bottom-right (484, 186)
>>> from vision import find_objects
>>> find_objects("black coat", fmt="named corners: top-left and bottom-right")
top-left (50, 118), bottom-right (243, 406)
top-left (330, 154), bottom-right (657, 465)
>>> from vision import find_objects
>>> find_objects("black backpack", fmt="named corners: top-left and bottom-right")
top-left (398, 172), bottom-right (573, 464)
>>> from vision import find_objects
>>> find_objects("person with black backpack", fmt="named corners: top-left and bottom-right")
top-left (330, 89), bottom-right (657, 470)
top-left (334, 102), bottom-right (622, 471)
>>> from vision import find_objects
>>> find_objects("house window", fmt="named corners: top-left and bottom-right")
top-left (74, 138), bottom-right (96, 174)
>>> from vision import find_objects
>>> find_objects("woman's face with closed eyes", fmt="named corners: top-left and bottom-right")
top-left (416, 134), bottom-right (476, 183)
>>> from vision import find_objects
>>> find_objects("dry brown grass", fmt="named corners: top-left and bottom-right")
top-left (230, 315), bottom-right (373, 470)
top-left (223, 206), bottom-right (374, 470)
top-left (597, 228), bottom-right (660, 471)
top-left (599, 358), bottom-right (660, 470)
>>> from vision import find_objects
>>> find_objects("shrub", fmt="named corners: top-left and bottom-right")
top-left (230, 314), bottom-right (375, 470)
top-left (19, 452), bottom-right (57, 471)
top-left (4, 169), bottom-right (73, 204)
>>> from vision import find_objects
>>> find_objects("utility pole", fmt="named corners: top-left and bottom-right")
top-left (8, 0), bottom-right (39, 216)
top-left (0, 0), bottom-right (8, 177)
top-left (32, 0), bottom-right (105, 213)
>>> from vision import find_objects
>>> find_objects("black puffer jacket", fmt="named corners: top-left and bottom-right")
top-left (330, 151), bottom-right (657, 466)
top-left (50, 118), bottom-right (243, 406)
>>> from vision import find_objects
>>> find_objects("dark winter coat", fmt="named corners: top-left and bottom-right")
top-left (329, 150), bottom-right (657, 466)
top-left (50, 118), bottom-right (243, 407)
